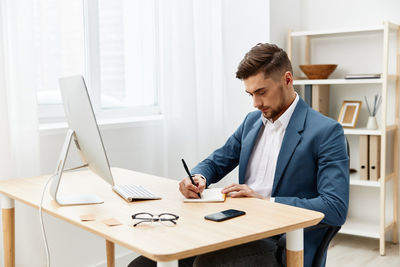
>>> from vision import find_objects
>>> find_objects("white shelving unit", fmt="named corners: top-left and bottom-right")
top-left (288, 21), bottom-right (400, 256)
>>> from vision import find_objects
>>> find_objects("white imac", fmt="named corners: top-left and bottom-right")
top-left (50, 75), bottom-right (115, 205)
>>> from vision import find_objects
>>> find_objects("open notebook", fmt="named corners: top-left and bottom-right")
top-left (183, 188), bottom-right (226, 203)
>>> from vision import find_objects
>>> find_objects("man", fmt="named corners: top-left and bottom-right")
top-left (130, 43), bottom-right (349, 267)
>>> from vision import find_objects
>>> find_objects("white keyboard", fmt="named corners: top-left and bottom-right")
top-left (112, 184), bottom-right (161, 201)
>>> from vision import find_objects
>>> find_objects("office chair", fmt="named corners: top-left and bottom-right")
top-left (275, 137), bottom-right (349, 267)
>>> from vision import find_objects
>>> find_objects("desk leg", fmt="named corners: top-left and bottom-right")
top-left (286, 228), bottom-right (303, 267)
top-left (106, 240), bottom-right (115, 267)
top-left (1, 196), bottom-right (15, 267)
top-left (157, 260), bottom-right (178, 267)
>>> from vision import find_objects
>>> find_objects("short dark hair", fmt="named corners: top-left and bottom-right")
top-left (236, 43), bottom-right (293, 80)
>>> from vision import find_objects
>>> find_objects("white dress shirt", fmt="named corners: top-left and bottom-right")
top-left (245, 93), bottom-right (299, 199)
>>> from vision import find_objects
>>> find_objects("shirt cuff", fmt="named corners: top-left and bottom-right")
top-left (193, 174), bottom-right (207, 182)
top-left (270, 197), bottom-right (275, 202)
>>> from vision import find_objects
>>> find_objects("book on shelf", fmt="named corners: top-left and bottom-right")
top-left (183, 188), bottom-right (226, 203)
top-left (344, 73), bottom-right (381, 79)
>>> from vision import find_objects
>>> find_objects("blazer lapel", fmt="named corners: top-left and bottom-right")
top-left (272, 98), bottom-right (308, 194)
top-left (238, 118), bottom-right (263, 183)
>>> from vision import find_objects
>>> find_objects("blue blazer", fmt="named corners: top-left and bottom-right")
top-left (192, 98), bottom-right (349, 267)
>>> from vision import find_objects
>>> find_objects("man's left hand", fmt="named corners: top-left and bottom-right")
top-left (221, 183), bottom-right (269, 200)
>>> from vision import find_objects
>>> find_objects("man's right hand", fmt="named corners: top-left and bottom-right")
top-left (179, 175), bottom-right (206, 199)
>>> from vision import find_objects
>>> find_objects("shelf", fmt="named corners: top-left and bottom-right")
top-left (339, 218), bottom-right (379, 238)
top-left (350, 173), bottom-right (380, 187)
top-left (290, 25), bottom-right (386, 37)
top-left (349, 172), bottom-right (397, 187)
top-left (343, 125), bottom-right (398, 135)
top-left (293, 78), bottom-right (383, 85)
top-left (293, 75), bottom-right (397, 85)
top-left (340, 218), bottom-right (396, 238)
top-left (350, 179), bottom-right (380, 188)
top-left (344, 128), bottom-right (382, 136)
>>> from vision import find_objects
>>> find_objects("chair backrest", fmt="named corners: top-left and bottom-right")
top-left (310, 224), bottom-right (341, 267)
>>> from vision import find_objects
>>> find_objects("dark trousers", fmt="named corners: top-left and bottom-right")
top-left (128, 237), bottom-right (283, 267)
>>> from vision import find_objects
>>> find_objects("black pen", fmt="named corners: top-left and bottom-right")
top-left (181, 159), bottom-right (201, 198)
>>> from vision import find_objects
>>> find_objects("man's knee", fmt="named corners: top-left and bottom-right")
top-left (128, 256), bottom-right (156, 267)
top-left (128, 256), bottom-right (195, 267)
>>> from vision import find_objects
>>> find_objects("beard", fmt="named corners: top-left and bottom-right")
top-left (261, 107), bottom-right (280, 120)
top-left (260, 86), bottom-right (286, 120)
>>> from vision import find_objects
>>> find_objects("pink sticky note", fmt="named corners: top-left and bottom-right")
top-left (102, 218), bottom-right (122, 227)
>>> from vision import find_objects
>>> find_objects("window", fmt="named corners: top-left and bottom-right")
top-left (36, 0), bottom-right (160, 123)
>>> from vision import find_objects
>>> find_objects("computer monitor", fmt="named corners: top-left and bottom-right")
top-left (50, 75), bottom-right (115, 205)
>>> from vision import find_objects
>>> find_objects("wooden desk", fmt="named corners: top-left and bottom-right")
top-left (0, 167), bottom-right (324, 267)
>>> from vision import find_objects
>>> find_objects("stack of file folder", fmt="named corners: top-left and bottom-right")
top-left (359, 135), bottom-right (380, 181)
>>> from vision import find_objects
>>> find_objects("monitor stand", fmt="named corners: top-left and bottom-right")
top-left (49, 129), bottom-right (104, 206)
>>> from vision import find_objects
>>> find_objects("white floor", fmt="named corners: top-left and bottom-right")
top-left (327, 234), bottom-right (400, 267)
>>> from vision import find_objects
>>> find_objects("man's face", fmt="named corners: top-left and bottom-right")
top-left (244, 71), bottom-right (294, 121)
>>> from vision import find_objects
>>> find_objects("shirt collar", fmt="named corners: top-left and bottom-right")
top-left (261, 93), bottom-right (299, 129)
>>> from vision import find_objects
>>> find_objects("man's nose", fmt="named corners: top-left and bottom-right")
top-left (253, 96), bottom-right (262, 109)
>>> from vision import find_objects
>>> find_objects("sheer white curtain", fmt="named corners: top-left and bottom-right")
top-left (0, 0), bottom-right (42, 266)
top-left (0, 0), bottom-right (41, 178)
top-left (159, 0), bottom-right (227, 179)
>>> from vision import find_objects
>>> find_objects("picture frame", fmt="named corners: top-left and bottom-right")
top-left (337, 100), bottom-right (362, 128)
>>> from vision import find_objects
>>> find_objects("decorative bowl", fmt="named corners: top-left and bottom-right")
top-left (299, 64), bottom-right (338, 79)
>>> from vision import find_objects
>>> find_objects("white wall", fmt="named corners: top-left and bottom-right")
top-left (2, 1), bottom-right (270, 267)
top-left (269, 0), bottom-right (303, 49)
top-left (221, 0), bottom-right (270, 135)
top-left (301, 0), bottom-right (400, 30)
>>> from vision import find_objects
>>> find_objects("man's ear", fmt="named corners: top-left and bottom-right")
top-left (284, 71), bottom-right (293, 86)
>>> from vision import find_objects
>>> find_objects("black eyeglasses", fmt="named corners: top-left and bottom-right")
top-left (131, 212), bottom-right (179, 227)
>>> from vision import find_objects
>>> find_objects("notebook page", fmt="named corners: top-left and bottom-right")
top-left (183, 188), bottom-right (226, 203)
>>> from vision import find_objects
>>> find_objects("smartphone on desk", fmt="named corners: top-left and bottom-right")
top-left (204, 209), bottom-right (246, 222)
